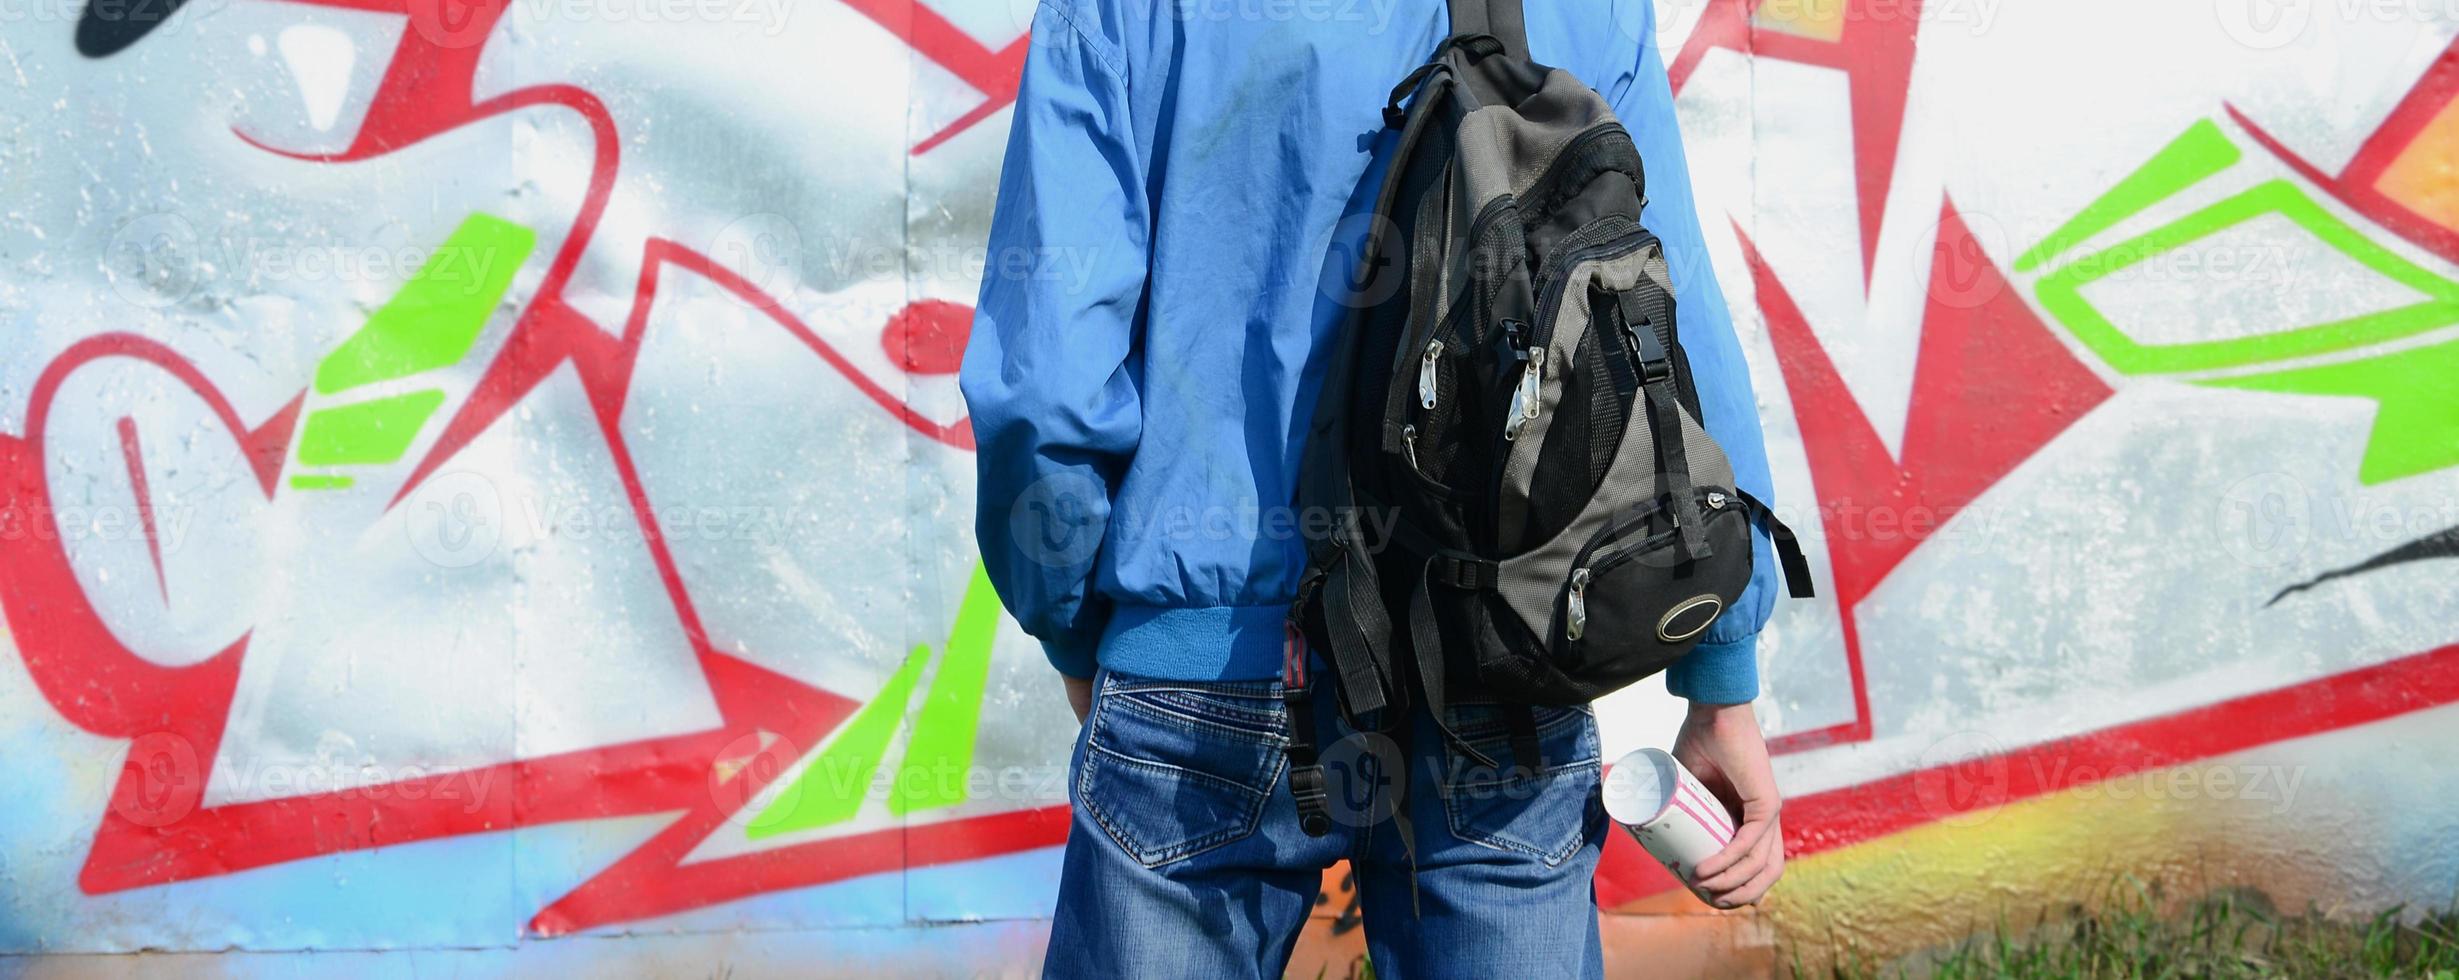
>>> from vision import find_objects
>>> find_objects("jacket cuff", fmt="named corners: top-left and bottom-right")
top-left (1041, 636), bottom-right (1100, 680)
top-left (1665, 635), bottom-right (1759, 705)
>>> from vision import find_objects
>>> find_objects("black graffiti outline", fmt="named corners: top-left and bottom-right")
top-left (2269, 523), bottom-right (2459, 606)
top-left (77, 0), bottom-right (196, 58)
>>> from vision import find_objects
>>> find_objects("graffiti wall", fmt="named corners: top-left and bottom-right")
top-left (1630, 0), bottom-right (2459, 970)
top-left (0, 0), bottom-right (2453, 974)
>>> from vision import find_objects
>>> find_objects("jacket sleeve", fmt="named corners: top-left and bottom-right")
top-left (1607, 6), bottom-right (1781, 705)
top-left (959, 2), bottom-right (1149, 680)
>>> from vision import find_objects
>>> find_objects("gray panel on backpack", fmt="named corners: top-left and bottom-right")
top-left (1283, 0), bottom-right (1812, 766)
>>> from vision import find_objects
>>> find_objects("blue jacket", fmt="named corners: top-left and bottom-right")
top-left (962, 1), bottom-right (1781, 704)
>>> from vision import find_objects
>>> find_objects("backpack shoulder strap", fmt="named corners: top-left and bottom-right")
top-left (1446, 0), bottom-right (1526, 58)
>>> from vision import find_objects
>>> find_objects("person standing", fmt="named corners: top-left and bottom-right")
top-left (963, 3), bottom-right (1787, 975)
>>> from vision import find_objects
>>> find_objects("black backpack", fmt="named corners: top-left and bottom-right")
top-left (1282, 0), bottom-right (1813, 836)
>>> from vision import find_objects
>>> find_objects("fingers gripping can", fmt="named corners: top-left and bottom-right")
top-left (1601, 747), bottom-right (1736, 885)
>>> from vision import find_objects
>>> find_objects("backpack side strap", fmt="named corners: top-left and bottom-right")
top-left (1410, 560), bottom-right (1539, 774)
top-left (1735, 488), bottom-right (1818, 599)
top-left (1282, 623), bottom-right (1335, 838)
top-left (1616, 288), bottom-right (1712, 562)
top-left (1410, 558), bottom-right (1500, 771)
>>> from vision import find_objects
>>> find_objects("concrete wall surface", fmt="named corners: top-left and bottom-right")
top-left (2, 0), bottom-right (2455, 975)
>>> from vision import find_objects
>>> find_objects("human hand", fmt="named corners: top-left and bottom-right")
top-left (1669, 701), bottom-right (1784, 909)
top-left (1064, 674), bottom-right (1094, 725)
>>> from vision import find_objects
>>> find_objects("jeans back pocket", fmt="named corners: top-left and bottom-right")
top-left (1076, 676), bottom-right (1288, 868)
top-left (1439, 702), bottom-right (1603, 867)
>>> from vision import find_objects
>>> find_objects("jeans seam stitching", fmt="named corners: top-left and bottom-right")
top-left (1084, 740), bottom-right (1273, 800)
top-left (1083, 746), bottom-right (1282, 869)
top-left (1105, 681), bottom-right (1283, 699)
top-left (1441, 762), bottom-right (1598, 866)
top-left (1441, 715), bottom-right (1601, 867)
top-left (1449, 752), bottom-right (1604, 784)
top-left (1079, 694), bottom-right (1151, 860)
top-left (1444, 704), bottom-right (1593, 744)
top-left (1133, 752), bottom-right (1280, 868)
top-left (1075, 688), bottom-right (1285, 869)
top-left (1109, 693), bottom-right (1290, 744)
top-left (1134, 689), bottom-right (1285, 729)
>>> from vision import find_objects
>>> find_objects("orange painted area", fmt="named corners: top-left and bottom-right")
top-left (2375, 90), bottom-right (2459, 234)
top-left (1288, 862), bottom-right (1772, 978)
top-left (1285, 858), bottom-right (1796, 974)
top-left (1287, 919), bottom-right (1371, 980)
top-left (1753, 0), bottom-right (1847, 42)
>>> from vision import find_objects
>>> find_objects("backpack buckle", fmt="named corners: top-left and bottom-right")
top-left (1638, 355), bottom-right (1674, 386)
top-left (1428, 554), bottom-right (1498, 591)
top-left (1286, 678), bottom-right (1334, 838)
top-left (1290, 762), bottom-right (1333, 837)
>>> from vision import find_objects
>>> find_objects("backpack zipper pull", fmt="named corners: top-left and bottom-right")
top-left (1504, 348), bottom-right (1545, 442)
top-left (1418, 340), bottom-right (1444, 410)
top-left (1402, 424), bottom-right (1420, 469)
top-left (1566, 567), bottom-right (1590, 641)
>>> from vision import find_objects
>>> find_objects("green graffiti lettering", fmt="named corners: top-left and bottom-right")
top-left (295, 389), bottom-right (447, 466)
top-left (312, 213), bottom-right (535, 395)
top-left (2015, 120), bottom-right (2242, 274)
top-left (744, 564), bottom-right (1008, 836)
top-left (746, 643), bottom-right (932, 839)
top-left (890, 564), bottom-right (1000, 815)
top-left (287, 213), bottom-right (538, 487)
top-left (2207, 338), bottom-right (2459, 484)
top-left (2036, 180), bottom-right (2459, 375)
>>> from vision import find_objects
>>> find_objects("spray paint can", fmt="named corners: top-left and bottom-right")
top-left (1601, 747), bottom-right (1736, 885)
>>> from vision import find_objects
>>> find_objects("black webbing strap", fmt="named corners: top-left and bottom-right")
top-left (1736, 488), bottom-right (1818, 599)
top-left (1382, 38), bottom-right (1497, 128)
top-left (1410, 559), bottom-right (1498, 770)
top-left (1399, 557), bottom-right (1485, 920)
top-left (1502, 703), bottom-right (1541, 773)
top-left (1283, 621), bottom-right (1334, 838)
top-left (1617, 289), bottom-right (1710, 561)
top-left (1322, 552), bottom-right (1393, 719)
top-left (1643, 382), bottom-right (1707, 561)
top-left (1388, 697), bottom-right (1422, 917)
top-left (1383, 62), bottom-right (1442, 128)
top-left (1445, 0), bottom-right (1526, 58)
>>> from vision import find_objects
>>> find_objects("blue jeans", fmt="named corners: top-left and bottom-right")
top-left (1044, 669), bottom-right (1608, 978)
